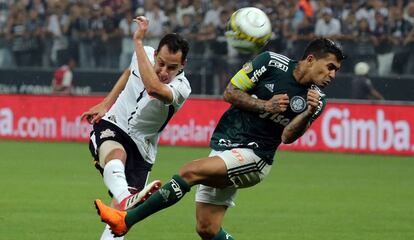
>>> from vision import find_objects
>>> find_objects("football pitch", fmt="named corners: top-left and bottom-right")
top-left (1, 140), bottom-right (413, 240)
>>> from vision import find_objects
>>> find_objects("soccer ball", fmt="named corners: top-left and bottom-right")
top-left (225, 7), bottom-right (272, 54)
top-left (354, 62), bottom-right (370, 75)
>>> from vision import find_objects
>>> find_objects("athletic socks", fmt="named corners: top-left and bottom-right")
top-left (103, 159), bottom-right (130, 204)
top-left (125, 175), bottom-right (191, 227)
top-left (212, 228), bottom-right (234, 240)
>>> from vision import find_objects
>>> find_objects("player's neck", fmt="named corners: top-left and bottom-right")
top-left (293, 61), bottom-right (312, 86)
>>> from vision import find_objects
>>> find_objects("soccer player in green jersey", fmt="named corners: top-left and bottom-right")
top-left (94, 37), bottom-right (346, 239)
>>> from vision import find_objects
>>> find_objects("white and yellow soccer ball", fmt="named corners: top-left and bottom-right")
top-left (225, 7), bottom-right (272, 54)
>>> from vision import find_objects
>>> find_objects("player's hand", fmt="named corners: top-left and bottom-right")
top-left (306, 89), bottom-right (321, 115)
top-left (264, 94), bottom-right (289, 113)
top-left (81, 102), bottom-right (109, 124)
top-left (133, 16), bottom-right (149, 41)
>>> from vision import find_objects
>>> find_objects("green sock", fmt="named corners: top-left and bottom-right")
top-left (212, 228), bottom-right (234, 240)
top-left (125, 175), bottom-right (191, 227)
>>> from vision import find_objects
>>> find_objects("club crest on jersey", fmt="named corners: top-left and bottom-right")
top-left (290, 96), bottom-right (306, 113)
top-left (243, 62), bottom-right (253, 73)
top-left (100, 129), bottom-right (115, 139)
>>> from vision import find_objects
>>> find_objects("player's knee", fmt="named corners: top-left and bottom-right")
top-left (179, 162), bottom-right (200, 185)
top-left (196, 221), bottom-right (220, 240)
top-left (105, 148), bottom-right (126, 163)
top-left (99, 141), bottom-right (127, 167)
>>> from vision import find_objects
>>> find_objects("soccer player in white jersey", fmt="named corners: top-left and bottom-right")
top-left (81, 16), bottom-right (191, 240)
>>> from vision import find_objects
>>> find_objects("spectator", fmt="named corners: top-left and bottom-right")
top-left (203, 0), bottom-right (223, 28)
top-left (47, 2), bottom-right (70, 67)
top-left (290, 16), bottom-right (315, 59)
top-left (211, 9), bottom-right (230, 94)
top-left (52, 58), bottom-right (76, 95)
top-left (25, 9), bottom-right (44, 67)
top-left (118, 10), bottom-right (137, 70)
top-left (315, 8), bottom-right (341, 39)
top-left (90, 6), bottom-right (105, 68)
top-left (77, 3), bottom-right (94, 69)
top-left (373, 11), bottom-right (394, 76)
top-left (351, 62), bottom-right (384, 100)
top-left (8, 10), bottom-right (30, 66)
top-left (176, 0), bottom-right (195, 26)
top-left (353, 17), bottom-right (377, 72)
top-left (101, 6), bottom-right (121, 69)
top-left (145, 1), bottom-right (168, 48)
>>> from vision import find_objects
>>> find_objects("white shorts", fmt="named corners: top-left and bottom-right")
top-left (195, 148), bottom-right (271, 207)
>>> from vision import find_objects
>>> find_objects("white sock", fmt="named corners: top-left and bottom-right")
top-left (100, 225), bottom-right (124, 240)
top-left (103, 159), bottom-right (130, 203)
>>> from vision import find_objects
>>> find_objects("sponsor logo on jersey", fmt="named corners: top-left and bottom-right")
top-left (268, 52), bottom-right (289, 72)
top-left (265, 83), bottom-right (274, 92)
top-left (100, 129), bottom-right (115, 139)
top-left (259, 112), bottom-right (291, 126)
top-left (243, 62), bottom-right (253, 73)
top-left (269, 59), bottom-right (288, 72)
top-left (290, 96), bottom-right (307, 113)
top-left (251, 66), bottom-right (267, 82)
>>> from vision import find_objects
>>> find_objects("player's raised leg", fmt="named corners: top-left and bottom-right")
top-left (95, 155), bottom-right (232, 236)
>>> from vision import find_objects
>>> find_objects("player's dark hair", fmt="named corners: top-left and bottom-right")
top-left (301, 38), bottom-right (346, 61)
top-left (157, 33), bottom-right (189, 63)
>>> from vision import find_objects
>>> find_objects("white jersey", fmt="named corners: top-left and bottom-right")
top-left (102, 46), bottom-right (191, 164)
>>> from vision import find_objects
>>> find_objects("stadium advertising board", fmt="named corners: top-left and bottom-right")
top-left (0, 94), bottom-right (412, 156)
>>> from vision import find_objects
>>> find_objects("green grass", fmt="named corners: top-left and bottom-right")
top-left (0, 140), bottom-right (413, 239)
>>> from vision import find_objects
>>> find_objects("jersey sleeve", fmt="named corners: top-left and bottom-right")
top-left (167, 74), bottom-right (191, 107)
top-left (230, 51), bottom-right (271, 91)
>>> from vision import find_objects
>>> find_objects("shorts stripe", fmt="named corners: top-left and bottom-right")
top-left (228, 167), bottom-right (259, 178)
top-left (228, 159), bottom-right (267, 177)
top-left (228, 162), bottom-right (257, 174)
top-left (257, 160), bottom-right (267, 171)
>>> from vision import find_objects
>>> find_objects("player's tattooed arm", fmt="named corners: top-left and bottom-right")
top-left (224, 82), bottom-right (289, 113)
top-left (282, 89), bottom-right (321, 144)
top-left (281, 112), bottom-right (312, 144)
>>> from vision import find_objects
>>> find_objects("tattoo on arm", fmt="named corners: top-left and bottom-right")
top-left (282, 111), bottom-right (312, 144)
top-left (224, 83), bottom-right (266, 113)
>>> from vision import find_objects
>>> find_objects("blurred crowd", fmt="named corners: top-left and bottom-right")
top-left (0, 0), bottom-right (413, 76)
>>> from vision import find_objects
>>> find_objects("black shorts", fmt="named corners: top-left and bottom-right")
top-left (89, 119), bottom-right (153, 191)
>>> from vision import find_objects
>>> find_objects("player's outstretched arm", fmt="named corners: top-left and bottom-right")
top-left (281, 89), bottom-right (320, 144)
top-left (81, 68), bottom-right (130, 124)
top-left (224, 82), bottom-right (289, 113)
top-left (133, 16), bottom-right (174, 103)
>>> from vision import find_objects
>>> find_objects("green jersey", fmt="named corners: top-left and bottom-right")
top-left (210, 51), bottom-right (326, 164)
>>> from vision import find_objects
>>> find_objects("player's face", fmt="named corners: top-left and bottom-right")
top-left (310, 53), bottom-right (341, 88)
top-left (154, 45), bottom-right (185, 84)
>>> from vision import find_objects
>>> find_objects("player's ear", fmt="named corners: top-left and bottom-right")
top-left (306, 54), bottom-right (315, 66)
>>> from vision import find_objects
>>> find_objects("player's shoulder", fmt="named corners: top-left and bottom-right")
top-left (252, 51), bottom-right (293, 72)
top-left (131, 46), bottom-right (156, 65)
top-left (170, 72), bottom-right (192, 92)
